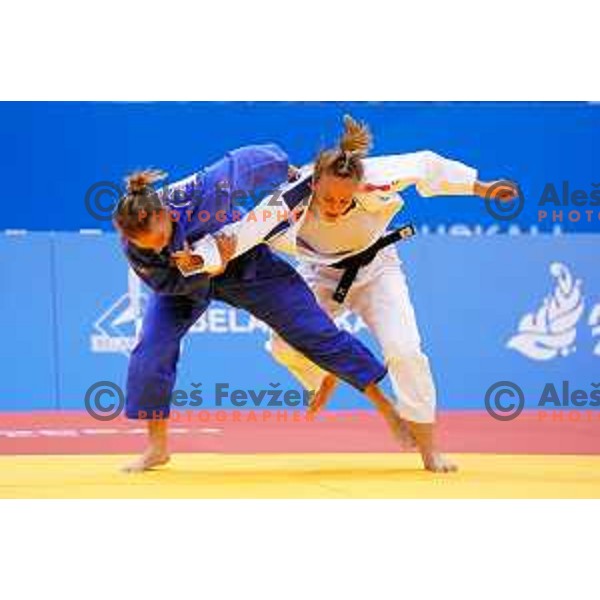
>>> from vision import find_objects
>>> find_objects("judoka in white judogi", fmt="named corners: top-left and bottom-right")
top-left (190, 150), bottom-right (477, 424)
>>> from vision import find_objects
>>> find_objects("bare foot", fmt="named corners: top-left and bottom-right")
top-left (422, 453), bottom-right (458, 473)
top-left (122, 450), bottom-right (171, 473)
top-left (362, 383), bottom-right (418, 449)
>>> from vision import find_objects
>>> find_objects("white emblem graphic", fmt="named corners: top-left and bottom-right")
top-left (507, 262), bottom-right (585, 360)
top-left (589, 303), bottom-right (600, 357)
top-left (90, 268), bottom-right (147, 355)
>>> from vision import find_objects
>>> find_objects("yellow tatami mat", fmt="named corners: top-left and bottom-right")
top-left (1, 453), bottom-right (599, 498)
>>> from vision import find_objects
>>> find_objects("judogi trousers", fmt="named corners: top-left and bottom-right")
top-left (125, 245), bottom-right (387, 419)
top-left (268, 247), bottom-right (436, 423)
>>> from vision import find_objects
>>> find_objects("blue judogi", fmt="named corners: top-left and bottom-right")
top-left (122, 144), bottom-right (386, 419)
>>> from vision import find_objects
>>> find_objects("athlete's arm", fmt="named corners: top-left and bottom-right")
top-left (172, 234), bottom-right (236, 276)
top-left (473, 180), bottom-right (519, 202)
top-left (358, 151), bottom-right (517, 212)
top-left (124, 243), bottom-right (209, 295)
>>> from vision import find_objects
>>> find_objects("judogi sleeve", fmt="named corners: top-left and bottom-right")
top-left (359, 151), bottom-right (478, 211)
top-left (182, 144), bottom-right (291, 274)
top-left (124, 242), bottom-right (210, 295)
top-left (226, 143), bottom-right (290, 196)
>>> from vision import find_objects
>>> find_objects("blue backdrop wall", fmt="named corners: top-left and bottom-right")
top-left (1, 102), bottom-right (599, 413)
top-left (1, 232), bottom-right (598, 412)
top-left (1, 102), bottom-right (599, 232)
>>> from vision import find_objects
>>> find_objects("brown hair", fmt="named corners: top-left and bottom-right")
top-left (113, 169), bottom-right (167, 238)
top-left (313, 114), bottom-right (372, 182)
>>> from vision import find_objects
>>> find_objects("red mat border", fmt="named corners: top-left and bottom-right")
top-left (0, 410), bottom-right (599, 455)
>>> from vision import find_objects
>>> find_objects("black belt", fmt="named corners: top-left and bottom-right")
top-left (329, 223), bottom-right (416, 304)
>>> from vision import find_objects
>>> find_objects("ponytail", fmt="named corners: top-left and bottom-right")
top-left (339, 114), bottom-right (372, 156)
top-left (314, 114), bottom-right (372, 182)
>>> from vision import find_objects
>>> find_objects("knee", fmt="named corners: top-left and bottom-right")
top-left (386, 351), bottom-right (434, 384)
top-left (385, 349), bottom-right (433, 376)
top-left (382, 339), bottom-right (424, 363)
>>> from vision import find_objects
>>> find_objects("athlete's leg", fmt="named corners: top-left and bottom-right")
top-left (349, 248), bottom-right (456, 472)
top-left (213, 246), bottom-right (412, 444)
top-left (267, 265), bottom-right (347, 414)
top-left (214, 247), bottom-right (385, 391)
top-left (267, 265), bottom-right (343, 395)
top-left (123, 292), bottom-right (209, 472)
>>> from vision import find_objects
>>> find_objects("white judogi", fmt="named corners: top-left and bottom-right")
top-left (192, 151), bottom-right (478, 423)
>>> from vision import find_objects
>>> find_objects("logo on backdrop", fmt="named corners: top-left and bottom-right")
top-left (506, 262), bottom-right (584, 360)
top-left (90, 268), bottom-right (146, 355)
top-left (589, 304), bottom-right (600, 357)
top-left (506, 261), bottom-right (600, 361)
top-left (90, 268), bottom-right (368, 356)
